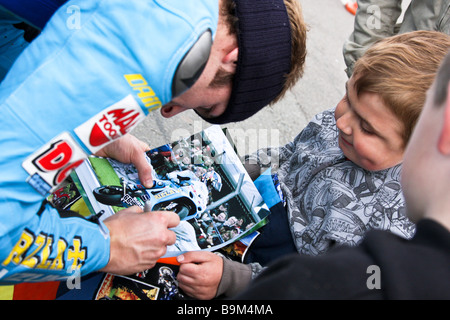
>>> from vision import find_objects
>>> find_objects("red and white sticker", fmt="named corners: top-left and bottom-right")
top-left (22, 132), bottom-right (87, 193)
top-left (74, 95), bottom-right (145, 153)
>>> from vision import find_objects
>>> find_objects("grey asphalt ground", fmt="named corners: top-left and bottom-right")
top-left (132, 0), bottom-right (355, 155)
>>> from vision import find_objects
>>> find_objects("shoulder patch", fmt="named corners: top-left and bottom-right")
top-left (22, 132), bottom-right (87, 195)
top-left (74, 94), bottom-right (145, 154)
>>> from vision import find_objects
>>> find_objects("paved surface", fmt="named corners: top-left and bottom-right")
top-left (132, 0), bottom-right (355, 155)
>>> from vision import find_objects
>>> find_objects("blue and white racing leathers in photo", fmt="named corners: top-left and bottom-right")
top-left (0, 0), bottom-right (218, 284)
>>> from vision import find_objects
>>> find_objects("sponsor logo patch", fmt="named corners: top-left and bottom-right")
top-left (22, 132), bottom-right (87, 195)
top-left (74, 95), bottom-right (145, 153)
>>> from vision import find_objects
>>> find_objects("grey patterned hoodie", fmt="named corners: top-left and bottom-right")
top-left (270, 108), bottom-right (415, 255)
top-left (217, 108), bottom-right (416, 297)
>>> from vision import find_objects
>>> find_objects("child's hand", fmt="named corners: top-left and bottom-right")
top-left (176, 251), bottom-right (223, 300)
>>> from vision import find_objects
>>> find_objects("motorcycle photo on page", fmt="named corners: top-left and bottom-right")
top-left (48, 126), bottom-right (270, 300)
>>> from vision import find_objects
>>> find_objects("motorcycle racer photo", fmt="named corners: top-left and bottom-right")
top-left (91, 127), bottom-right (268, 256)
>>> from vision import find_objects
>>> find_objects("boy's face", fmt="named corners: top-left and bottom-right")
top-left (335, 76), bottom-right (405, 171)
top-left (400, 86), bottom-right (434, 222)
top-left (402, 81), bottom-right (449, 223)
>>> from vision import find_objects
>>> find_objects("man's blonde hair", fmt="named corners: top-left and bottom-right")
top-left (352, 31), bottom-right (450, 145)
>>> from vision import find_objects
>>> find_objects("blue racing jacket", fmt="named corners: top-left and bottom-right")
top-left (0, 0), bottom-right (218, 284)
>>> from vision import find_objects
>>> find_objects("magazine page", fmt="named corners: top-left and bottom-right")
top-left (95, 261), bottom-right (189, 301)
top-left (90, 125), bottom-right (269, 256)
top-left (58, 125), bottom-right (270, 300)
top-left (70, 159), bottom-right (117, 219)
top-left (47, 176), bottom-right (85, 214)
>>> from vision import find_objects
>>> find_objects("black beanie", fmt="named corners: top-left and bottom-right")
top-left (202, 0), bottom-right (292, 124)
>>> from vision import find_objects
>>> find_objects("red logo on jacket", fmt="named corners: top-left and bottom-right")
top-left (89, 108), bottom-right (140, 147)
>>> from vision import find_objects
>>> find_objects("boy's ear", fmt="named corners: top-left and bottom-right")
top-left (437, 83), bottom-right (450, 155)
top-left (221, 47), bottom-right (238, 73)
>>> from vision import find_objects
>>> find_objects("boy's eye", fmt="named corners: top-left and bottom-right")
top-left (360, 119), bottom-right (374, 135)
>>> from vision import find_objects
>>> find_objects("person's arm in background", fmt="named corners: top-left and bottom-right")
top-left (343, 0), bottom-right (402, 77)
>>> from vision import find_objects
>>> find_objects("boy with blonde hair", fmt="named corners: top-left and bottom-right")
top-left (238, 48), bottom-right (450, 300)
top-left (174, 30), bottom-right (450, 299)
